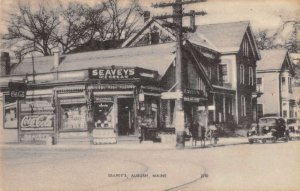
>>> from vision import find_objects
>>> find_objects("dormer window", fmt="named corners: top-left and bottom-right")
top-left (150, 31), bottom-right (159, 44)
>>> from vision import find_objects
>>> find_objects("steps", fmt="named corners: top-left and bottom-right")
top-left (117, 135), bottom-right (140, 144)
top-left (58, 132), bottom-right (90, 145)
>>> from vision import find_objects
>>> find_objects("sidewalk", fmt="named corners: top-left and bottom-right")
top-left (1, 137), bottom-right (249, 150)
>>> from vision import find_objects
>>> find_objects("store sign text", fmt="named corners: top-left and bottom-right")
top-left (21, 115), bottom-right (53, 129)
top-left (90, 68), bottom-right (135, 79)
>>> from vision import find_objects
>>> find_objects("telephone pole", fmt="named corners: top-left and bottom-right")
top-left (152, 0), bottom-right (207, 149)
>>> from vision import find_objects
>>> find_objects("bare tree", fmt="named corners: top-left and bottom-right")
top-left (53, 3), bottom-right (109, 54)
top-left (255, 30), bottom-right (276, 50)
top-left (2, 3), bottom-right (60, 60)
top-left (256, 12), bottom-right (300, 52)
top-left (102, 0), bottom-right (143, 40)
top-left (2, 0), bottom-right (144, 59)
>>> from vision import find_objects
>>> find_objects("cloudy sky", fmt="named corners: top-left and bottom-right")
top-left (0, 0), bottom-right (299, 36)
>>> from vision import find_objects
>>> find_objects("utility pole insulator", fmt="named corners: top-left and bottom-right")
top-left (152, 0), bottom-right (207, 8)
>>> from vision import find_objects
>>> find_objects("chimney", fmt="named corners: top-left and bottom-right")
top-left (0, 52), bottom-right (11, 76)
top-left (144, 11), bottom-right (150, 23)
top-left (53, 48), bottom-right (60, 68)
top-left (190, 10), bottom-right (195, 32)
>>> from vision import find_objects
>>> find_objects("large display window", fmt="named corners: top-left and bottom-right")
top-left (60, 98), bottom-right (87, 131)
top-left (94, 97), bottom-right (114, 129)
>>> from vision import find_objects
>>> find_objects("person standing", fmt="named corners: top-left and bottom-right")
top-left (87, 112), bottom-right (95, 144)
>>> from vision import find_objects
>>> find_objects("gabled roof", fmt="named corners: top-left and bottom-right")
top-left (257, 49), bottom-right (295, 75)
top-left (122, 19), bottom-right (176, 48)
top-left (10, 43), bottom-right (176, 78)
top-left (192, 21), bottom-right (250, 53)
top-left (122, 19), bottom-right (260, 60)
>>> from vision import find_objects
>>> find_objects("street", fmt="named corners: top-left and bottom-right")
top-left (1, 140), bottom-right (300, 191)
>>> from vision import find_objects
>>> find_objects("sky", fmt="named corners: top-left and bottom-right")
top-left (0, 0), bottom-right (299, 43)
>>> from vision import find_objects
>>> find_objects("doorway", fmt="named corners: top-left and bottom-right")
top-left (117, 98), bottom-right (134, 136)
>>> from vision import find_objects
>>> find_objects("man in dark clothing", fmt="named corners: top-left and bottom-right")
top-left (87, 113), bottom-right (95, 144)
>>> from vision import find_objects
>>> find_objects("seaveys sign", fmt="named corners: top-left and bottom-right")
top-left (89, 68), bottom-right (135, 79)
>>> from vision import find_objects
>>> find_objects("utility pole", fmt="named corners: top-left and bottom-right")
top-left (152, 0), bottom-right (207, 149)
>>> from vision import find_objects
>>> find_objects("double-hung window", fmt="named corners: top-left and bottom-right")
top-left (240, 64), bottom-right (245, 84)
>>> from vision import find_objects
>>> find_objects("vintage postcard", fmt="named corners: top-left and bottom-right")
top-left (0, 0), bottom-right (300, 191)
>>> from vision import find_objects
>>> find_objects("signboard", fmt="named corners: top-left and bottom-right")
top-left (161, 91), bottom-right (183, 100)
top-left (88, 67), bottom-right (158, 80)
top-left (8, 82), bottom-right (27, 100)
top-left (208, 105), bottom-right (215, 110)
top-left (89, 68), bottom-right (135, 79)
top-left (20, 99), bottom-right (54, 131)
top-left (184, 96), bottom-right (201, 102)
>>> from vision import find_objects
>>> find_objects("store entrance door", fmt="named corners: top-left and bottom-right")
top-left (117, 98), bottom-right (134, 136)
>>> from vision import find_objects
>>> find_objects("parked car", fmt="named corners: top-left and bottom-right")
top-left (286, 118), bottom-right (300, 140)
top-left (247, 117), bottom-right (289, 144)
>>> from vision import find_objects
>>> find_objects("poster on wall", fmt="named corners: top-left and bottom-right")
top-left (20, 98), bottom-right (54, 131)
top-left (94, 97), bottom-right (114, 128)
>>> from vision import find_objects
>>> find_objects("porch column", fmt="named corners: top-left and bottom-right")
top-left (213, 94), bottom-right (216, 122)
top-left (223, 94), bottom-right (226, 122)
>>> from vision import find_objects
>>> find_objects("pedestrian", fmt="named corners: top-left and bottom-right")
top-left (87, 112), bottom-right (95, 144)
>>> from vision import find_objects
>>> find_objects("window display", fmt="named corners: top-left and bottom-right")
top-left (61, 104), bottom-right (87, 130)
top-left (4, 102), bottom-right (17, 129)
top-left (94, 97), bottom-right (114, 129)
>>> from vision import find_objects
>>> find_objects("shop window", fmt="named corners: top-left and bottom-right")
top-left (61, 104), bottom-right (87, 130)
top-left (94, 100), bottom-right (114, 129)
top-left (4, 95), bottom-right (17, 129)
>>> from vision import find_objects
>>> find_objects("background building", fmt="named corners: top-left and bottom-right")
top-left (256, 49), bottom-right (296, 119)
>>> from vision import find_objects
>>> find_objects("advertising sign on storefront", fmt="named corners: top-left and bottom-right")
top-left (20, 99), bottom-right (54, 131)
top-left (89, 68), bottom-right (135, 79)
top-left (8, 81), bottom-right (27, 100)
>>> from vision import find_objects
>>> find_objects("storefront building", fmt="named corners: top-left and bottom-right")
top-left (1, 41), bottom-right (217, 144)
top-left (1, 19), bottom-right (261, 145)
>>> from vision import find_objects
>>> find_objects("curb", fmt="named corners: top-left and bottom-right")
top-left (1, 138), bottom-right (249, 151)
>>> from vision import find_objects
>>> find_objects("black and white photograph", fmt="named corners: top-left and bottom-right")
top-left (0, 0), bottom-right (300, 190)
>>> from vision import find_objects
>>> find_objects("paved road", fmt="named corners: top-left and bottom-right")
top-left (1, 141), bottom-right (300, 191)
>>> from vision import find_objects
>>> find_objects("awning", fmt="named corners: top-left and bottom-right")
top-left (211, 85), bottom-right (235, 95)
top-left (54, 85), bottom-right (86, 93)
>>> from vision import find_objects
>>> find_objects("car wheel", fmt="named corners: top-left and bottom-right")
top-left (262, 139), bottom-right (266, 143)
top-left (249, 139), bottom-right (254, 144)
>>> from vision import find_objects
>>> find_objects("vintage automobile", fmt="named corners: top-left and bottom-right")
top-left (247, 117), bottom-right (289, 144)
top-left (286, 118), bottom-right (300, 140)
